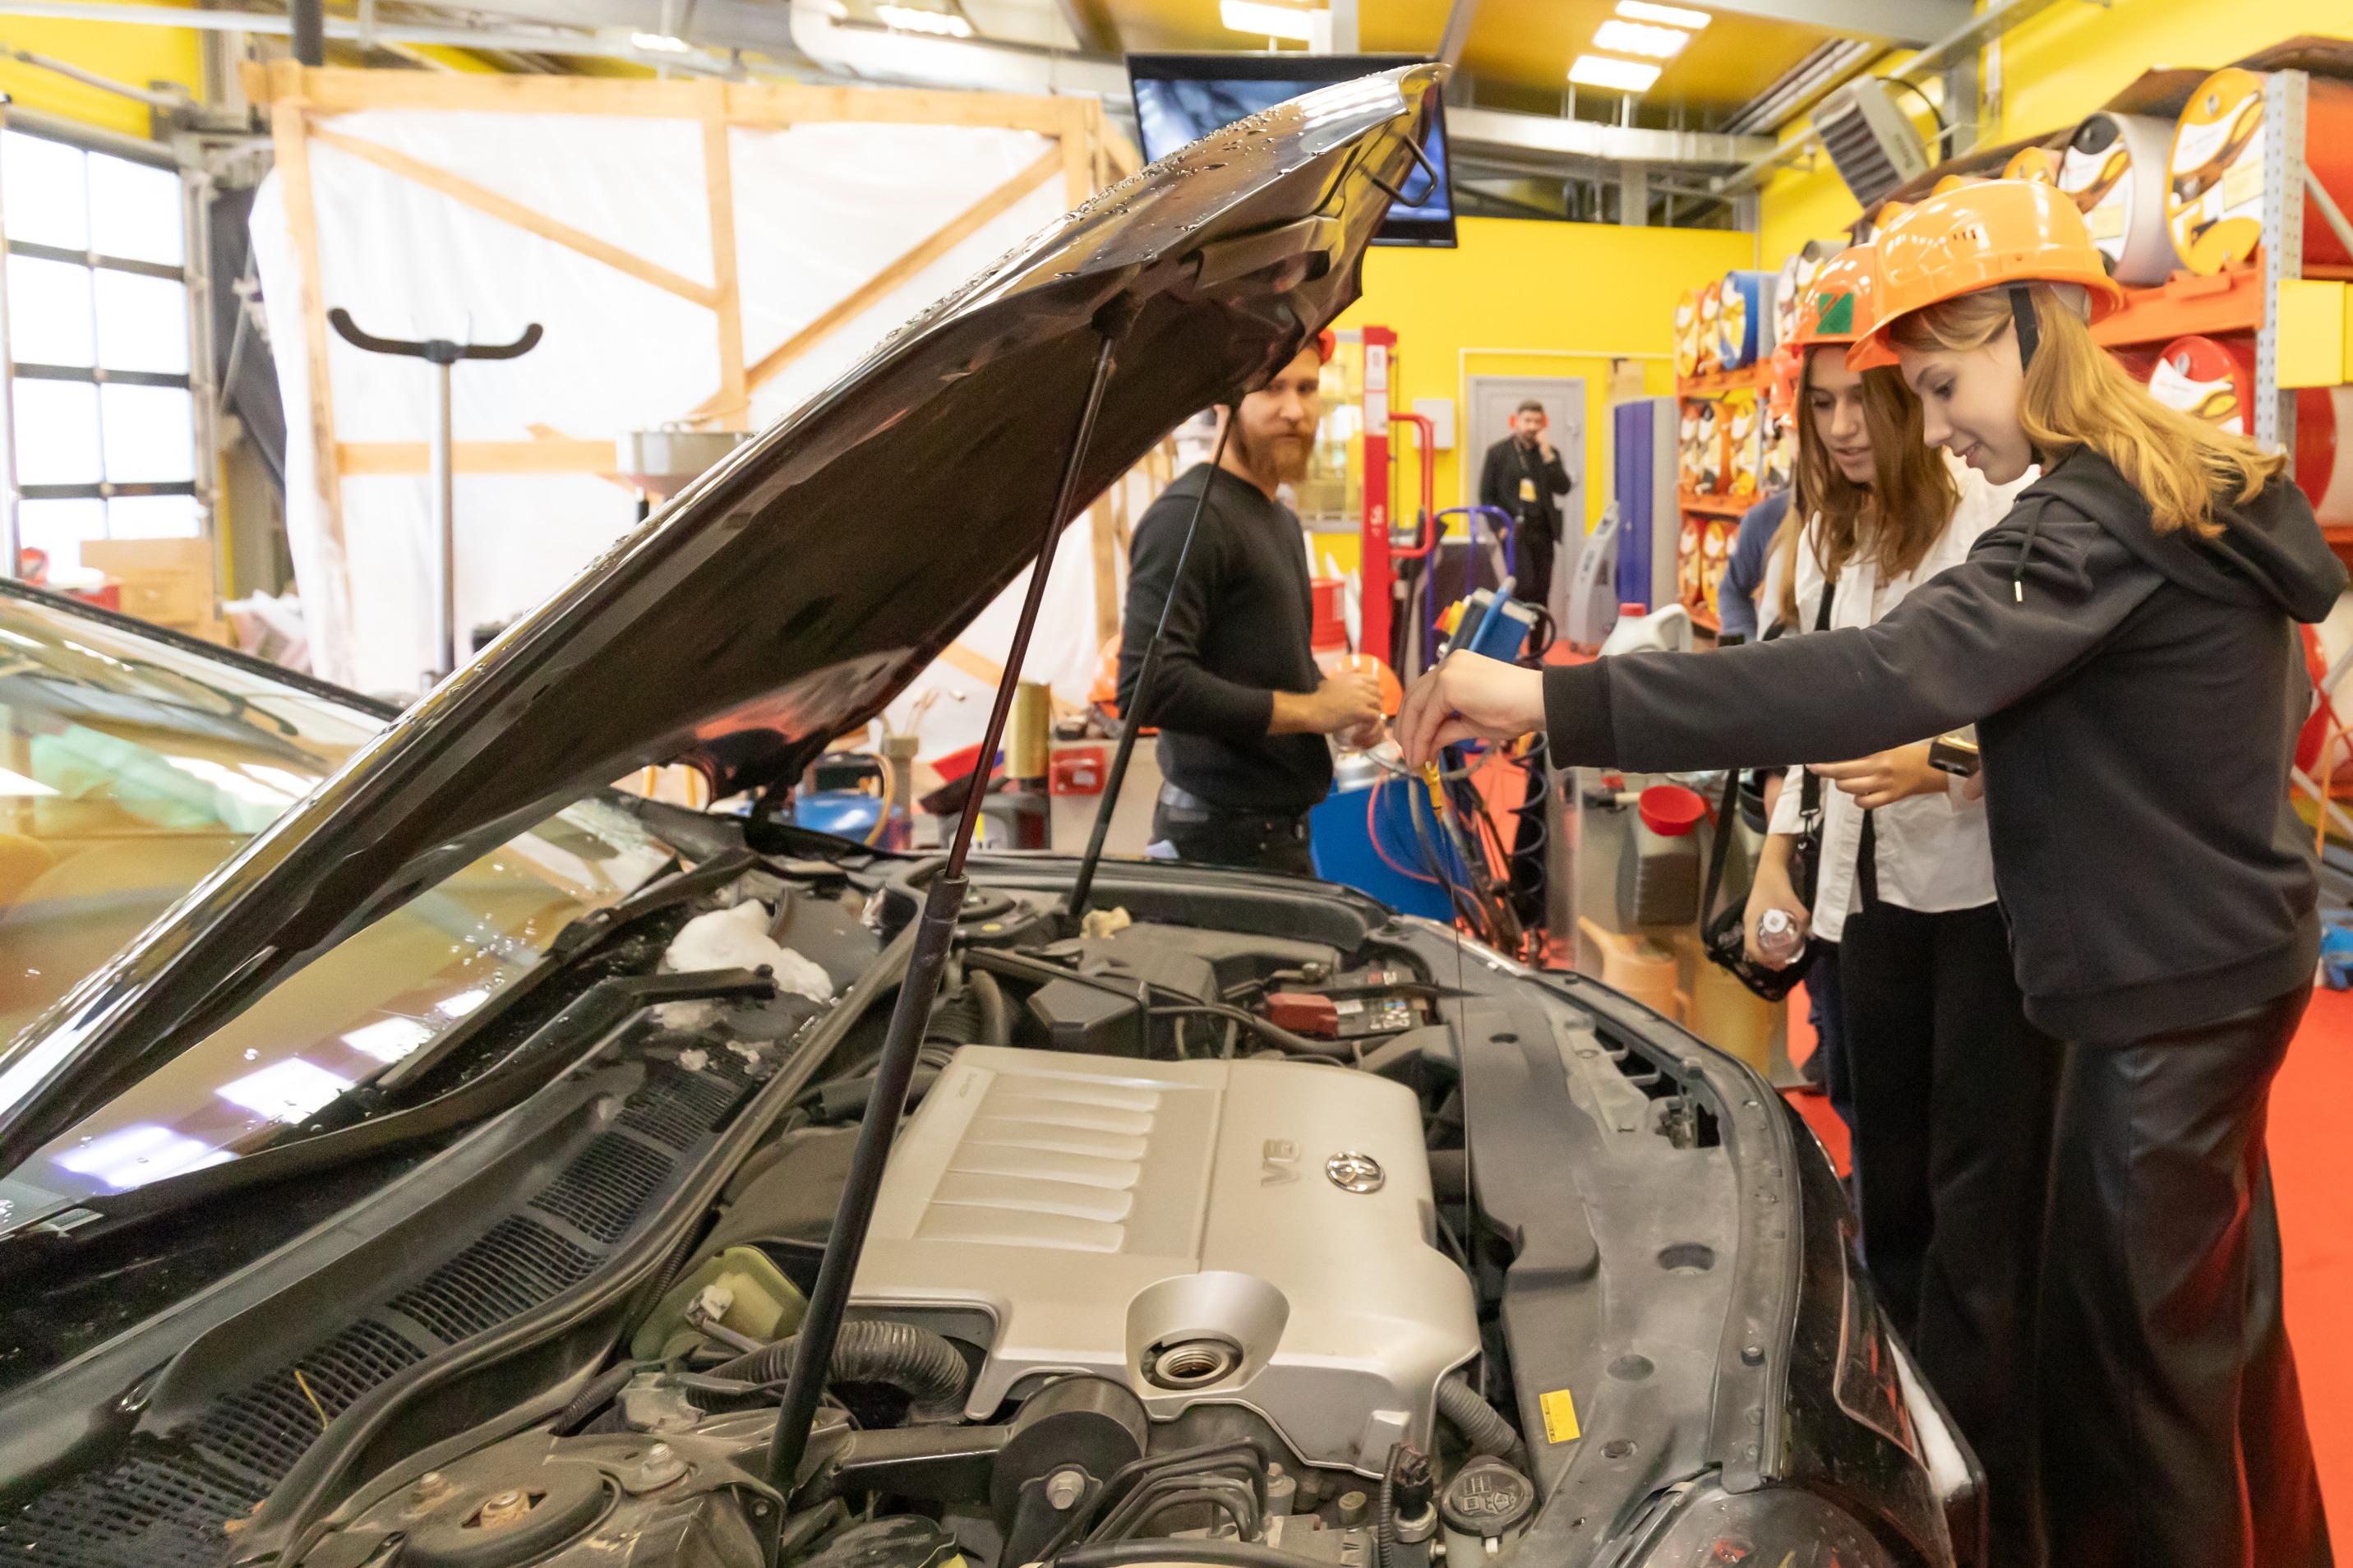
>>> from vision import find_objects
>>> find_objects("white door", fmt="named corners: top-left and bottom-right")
top-left (1465, 374), bottom-right (1585, 628)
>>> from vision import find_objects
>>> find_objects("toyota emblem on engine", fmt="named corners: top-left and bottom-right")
top-left (1326, 1151), bottom-right (1384, 1193)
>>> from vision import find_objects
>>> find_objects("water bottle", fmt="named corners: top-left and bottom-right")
top-left (1756, 907), bottom-right (1806, 967)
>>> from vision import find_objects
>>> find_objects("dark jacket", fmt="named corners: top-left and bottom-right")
top-left (1543, 448), bottom-right (2346, 1043)
top-left (1117, 463), bottom-right (1332, 813)
top-left (1717, 489), bottom-right (1788, 642)
top-left (1479, 436), bottom-right (1571, 542)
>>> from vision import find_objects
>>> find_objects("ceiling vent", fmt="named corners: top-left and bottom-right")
top-left (1810, 79), bottom-right (1931, 207)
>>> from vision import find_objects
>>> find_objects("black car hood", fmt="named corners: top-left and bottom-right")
top-left (0, 65), bottom-right (1440, 1162)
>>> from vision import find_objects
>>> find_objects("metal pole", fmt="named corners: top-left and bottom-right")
top-left (290, 0), bottom-right (324, 65)
top-left (761, 308), bottom-right (1129, 1529)
top-left (0, 101), bottom-right (19, 581)
top-left (431, 356), bottom-right (454, 680)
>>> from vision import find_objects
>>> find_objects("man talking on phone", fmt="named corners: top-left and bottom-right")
top-left (1477, 399), bottom-right (1572, 609)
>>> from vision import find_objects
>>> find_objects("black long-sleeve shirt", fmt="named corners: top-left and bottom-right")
top-left (1542, 449), bottom-right (2345, 1044)
top-left (1116, 463), bottom-right (1331, 812)
top-left (1478, 436), bottom-right (1571, 541)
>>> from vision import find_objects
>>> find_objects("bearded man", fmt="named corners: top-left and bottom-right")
top-left (1115, 338), bottom-right (1382, 873)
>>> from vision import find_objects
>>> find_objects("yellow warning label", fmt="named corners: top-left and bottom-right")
top-left (1539, 1387), bottom-right (1581, 1444)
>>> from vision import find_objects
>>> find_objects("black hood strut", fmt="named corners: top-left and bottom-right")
top-left (759, 295), bottom-right (1139, 1539)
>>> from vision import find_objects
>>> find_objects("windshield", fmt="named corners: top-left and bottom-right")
top-left (0, 595), bottom-right (672, 1222)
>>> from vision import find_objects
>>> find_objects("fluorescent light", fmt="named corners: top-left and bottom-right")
top-left (1616, 0), bottom-right (1710, 27)
top-left (1594, 19), bottom-right (1689, 57)
top-left (875, 3), bottom-right (976, 35)
top-left (52, 1123), bottom-right (231, 1189)
top-left (343, 1017), bottom-right (436, 1065)
top-left (218, 1058), bottom-right (353, 1125)
top-left (629, 30), bottom-right (693, 52)
top-left (1569, 54), bottom-right (1663, 92)
top-left (1221, 0), bottom-right (1317, 41)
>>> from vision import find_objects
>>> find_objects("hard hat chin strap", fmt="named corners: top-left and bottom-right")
top-left (2009, 284), bottom-right (2040, 371)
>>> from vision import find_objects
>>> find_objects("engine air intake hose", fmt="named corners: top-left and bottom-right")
top-left (1436, 1375), bottom-right (1529, 1471)
top-left (712, 1318), bottom-right (970, 1414)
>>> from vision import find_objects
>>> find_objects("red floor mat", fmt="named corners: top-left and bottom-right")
top-left (1782, 982), bottom-right (2351, 1532)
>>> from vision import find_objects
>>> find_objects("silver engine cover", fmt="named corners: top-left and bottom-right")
top-left (851, 1045), bottom-right (1479, 1475)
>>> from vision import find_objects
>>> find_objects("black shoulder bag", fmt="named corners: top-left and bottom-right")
top-left (1700, 583), bottom-right (1833, 1001)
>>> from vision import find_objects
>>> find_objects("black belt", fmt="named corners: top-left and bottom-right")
top-left (1157, 782), bottom-right (1308, 831)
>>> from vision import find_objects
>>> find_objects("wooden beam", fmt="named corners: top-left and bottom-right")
top-left (268, 62), bottom-right (351, 637)
top-left (1059, 99), bottom-right (1093, 213)
top-left (700, 84), bottom-right (749, 429)
top-left (241, 66), bottom-right (1078, 138)
top-left (721, 81), bottom-right (1072, 135)
top-left (1103, 124), bottom-right (1144, 180)
top-left (1089, 496), bottom-right (1119, 649)
top-left (339, 440), bottom-right (616, 476)
top-left (937, 642), bottom-right (1005, 689)
top-left (690, 143), bottom-right (1063, 420)
top-left (309, 127), bottom-right (722, 310)
top-left (247, 65), bottom-right (712, 118)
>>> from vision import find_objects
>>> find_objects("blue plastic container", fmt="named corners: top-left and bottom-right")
top-left (1715, 269), bottom-right (1777, 369)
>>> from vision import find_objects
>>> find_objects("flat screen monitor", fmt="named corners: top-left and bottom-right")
top-left (1126, 53), bottom-right (1456, 248)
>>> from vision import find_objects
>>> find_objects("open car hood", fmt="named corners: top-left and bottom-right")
top-left (0, 65), bottom-right (1442, 1161)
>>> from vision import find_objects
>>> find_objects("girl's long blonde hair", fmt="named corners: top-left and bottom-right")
top-left (1773, 345), bottom-right (1957, 625)
top-left (1886, 283), bottom-right (2284, 537)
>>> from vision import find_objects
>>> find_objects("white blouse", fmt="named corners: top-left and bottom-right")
top-left (1765, 458), bottom-right (2034, 942)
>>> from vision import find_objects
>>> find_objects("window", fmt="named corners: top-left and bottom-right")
top-left (2, 127), bottom-right (201, 575)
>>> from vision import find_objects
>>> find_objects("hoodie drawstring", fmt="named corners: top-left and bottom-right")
top-left (2012, 505), bottom-right (2042, 603)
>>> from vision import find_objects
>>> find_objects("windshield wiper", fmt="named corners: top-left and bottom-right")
top-left (18, 966), bottom-right (774, 1243)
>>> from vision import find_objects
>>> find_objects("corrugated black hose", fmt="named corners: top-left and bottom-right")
top-left (1436, 1374), bottom-right (1529, 1472)
top-left (710, 1318), bottom-right (970, 1415)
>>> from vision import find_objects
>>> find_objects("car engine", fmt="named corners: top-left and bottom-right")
top-left (847, 1045), bottom-right (1480, 1473)
top-left (288, 901), bottom-right (1534, 1568)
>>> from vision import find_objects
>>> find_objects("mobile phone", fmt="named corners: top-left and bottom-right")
top-left (1928, 728), bottom-right (1980, 778)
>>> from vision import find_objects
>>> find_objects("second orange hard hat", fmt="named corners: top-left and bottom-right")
top-left (1848, 178), bottom-right (2125, 370)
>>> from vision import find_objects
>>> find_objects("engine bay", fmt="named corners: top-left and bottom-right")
top-left (1, 842), bottom-right (1946, 1568)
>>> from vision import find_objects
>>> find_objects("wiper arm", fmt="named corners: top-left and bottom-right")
top-left (367, 846), bottom-right (765, 1100)
top-left (31, 967), bottom-right (774, 1241)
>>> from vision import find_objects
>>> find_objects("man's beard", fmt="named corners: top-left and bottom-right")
top-left (1235, 421), bottom-right (1311, 485)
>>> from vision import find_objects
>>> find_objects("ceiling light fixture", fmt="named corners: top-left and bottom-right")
top-left (1568, 54), bottom-right (1663, 92)
top-left (1220, 0), bottom-right (1319, 42)
top-left (629, 30), bottom-right (694, 51)
top-left (875, 3), bottom-right (976, 35)
top-left (1593, 19), bottom-right (1690, 58)
top-left (1615, 0), bottom-right (1710, 27)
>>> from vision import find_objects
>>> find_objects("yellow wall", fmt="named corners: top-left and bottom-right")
top-left (1760, 2), bottom-right (2353, 263)
top-left (0, 14), bottom-right (203, 138)
top-left (1339, 214), bottom-right (1755, 555)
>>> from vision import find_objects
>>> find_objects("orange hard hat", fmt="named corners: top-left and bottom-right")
top-left (1849, 178), bottom-right (2126, 370)
top-left (1787, 243), bottom-right (1880, 349)
top-left (1766, 341), bottom-right (1802, 420)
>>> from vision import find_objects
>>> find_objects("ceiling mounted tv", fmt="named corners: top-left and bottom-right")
top-left (1126, 53), bottom-right (1457, 247)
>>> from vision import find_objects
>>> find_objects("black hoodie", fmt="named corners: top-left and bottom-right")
top-left (1544, 448), bottom-right (2348, 1043)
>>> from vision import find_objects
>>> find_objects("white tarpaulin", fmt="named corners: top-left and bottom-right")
top-left (251, 104), bottom-right (1128, 768)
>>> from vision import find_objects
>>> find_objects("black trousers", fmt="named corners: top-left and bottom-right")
top-left (1513, 519), bottom-right (1556, 611)
top-left (2038, 985), bottom-right (2331, 1568)
top-left (1151, 800), bottom-right (1315, 877)
top-left (1837, 897), bottom-right (2060, 1568)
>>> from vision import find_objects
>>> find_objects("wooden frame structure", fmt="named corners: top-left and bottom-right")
top-left (244, 62), bottom-right (1147, 643)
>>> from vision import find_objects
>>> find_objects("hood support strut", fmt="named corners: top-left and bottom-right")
top-left (760, 295), bottom-right (1137, 1540)
top-left (1065, 414), bottom-right (1234, 920)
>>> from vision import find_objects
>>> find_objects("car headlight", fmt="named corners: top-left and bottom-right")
top-left (1627, 1479), bottom-right (1899, 1568)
